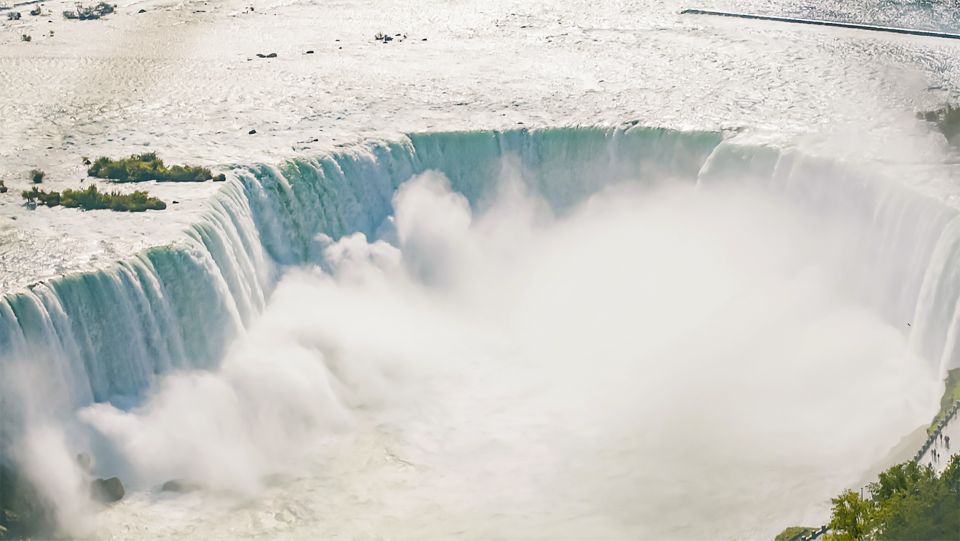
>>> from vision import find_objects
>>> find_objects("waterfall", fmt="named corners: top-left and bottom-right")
top-left (1, 126), bottom-right (958, 458)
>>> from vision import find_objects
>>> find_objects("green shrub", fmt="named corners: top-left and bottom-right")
top-left (21, 185), bottom-right (166, 211)
top-left (21, 186), bottom-right (58, 207)
top-left (826, 455), bottom-right (960, 540)
top-left (774, 526), bottom-right (817, 541)
top-left (63, 2), bottom-right (114, 20)
top-left (928, 368), bottom-right (960, 435)
top-left (88, 153), bottom-right (213, 182)
top-left (29, 169), bottom-right (44, 183)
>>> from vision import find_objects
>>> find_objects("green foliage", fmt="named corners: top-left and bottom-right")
top-left (28, 169), bottom-right (44, 183)
top-left (20, 34), bottom-right (31, 42)
top-left (824, 455), bottom-right (960, 541)
top-left (828, 490), bottom-right (873, 541)
top-left (63, 2), bottom-right (114, 20)
top-left (929, 368), bottom-right (960, 435)
top-left (21, 185), bottom-right (166, 212)
top-left (87, 153), bottom-right (213, 182)
top-left (775, 526), bottom-right (818, 541)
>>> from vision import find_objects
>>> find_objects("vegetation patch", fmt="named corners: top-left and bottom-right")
top-left (826, 455), bottom-right (959, 540)
top-left (63, 2), bottom-right (114, 20)
top-left (28, 169), bottom-right (44, 184)
top-left (21, 185), bottom-right (166, 211)
top-left (774, 526), bottom-right (817, 541)
top-left (87, 153), bottom-right (213, 182)
top-left (928, 367), bottom-right (960, 436)
top-left (919, 105), bottom-right (960, 147)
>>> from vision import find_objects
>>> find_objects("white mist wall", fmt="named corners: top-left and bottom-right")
top-left (0, 126), bottom-right (957, 447)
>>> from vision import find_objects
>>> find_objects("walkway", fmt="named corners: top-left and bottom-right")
top-left (799, 400), bottom-right (960, 541)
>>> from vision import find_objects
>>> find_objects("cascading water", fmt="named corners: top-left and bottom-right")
top-left (0, 126), bottom-right (957, 539)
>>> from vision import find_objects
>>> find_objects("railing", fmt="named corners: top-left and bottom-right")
top-left (797, 400), bottom-right (960, 541)
top-left (680, 8), bottom-right (960, 40)
top-left (800, 524), bottom-right (828, 541)
top-left (913, 400), bottom-right (960, 464)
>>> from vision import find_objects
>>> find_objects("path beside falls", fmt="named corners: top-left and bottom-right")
top-left (798, 402), bottom-right (960, 541)
top-left (918, 403), bottom-right (960, 474)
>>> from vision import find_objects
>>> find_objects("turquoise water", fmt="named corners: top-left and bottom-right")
top-left (1, 127), bottom-right (959, 537)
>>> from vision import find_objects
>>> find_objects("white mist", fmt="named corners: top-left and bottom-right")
top-left (71, 170), bottom-right (939, 539)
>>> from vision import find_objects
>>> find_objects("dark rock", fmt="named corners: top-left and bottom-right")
top-left (90, 477), bottom-right (124, 503)
top-left (255, 52), bottom-right (277, 58)
top-left (172, 200), bottom-right (179, 204)
top-left (76, 453), bottom-right (91, 473)
top-left (248, 129), bottom-right (257, 135)
top-left (304, 50), bottom-right (314, 54)
top-left (213, 173), bottom-right (226, 182)
top-left (137, 8), bottom-right (145, 13)
top-left (161, 479), bottom-right (202, 493)
top-left (421, 37), bottom-right (427, 41)
top-left (0, 463), bottom-right (55, 539)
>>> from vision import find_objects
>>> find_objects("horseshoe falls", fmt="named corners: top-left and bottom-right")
top-left (0, 127), bottom-right (955, 539)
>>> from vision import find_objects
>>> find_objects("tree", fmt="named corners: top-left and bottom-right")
top-left (828, 490), bottom-right (875, 540)
top-left (825, 455), bottom-right (960, 541)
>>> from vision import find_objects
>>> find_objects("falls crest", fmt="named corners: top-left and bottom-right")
top-left (1, 126), bottom-right (958, 448)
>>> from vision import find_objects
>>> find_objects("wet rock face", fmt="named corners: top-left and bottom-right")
top-left (0, 463), bottom-right (54, 540)
top-left (90, 477), bottom-right (125, 503)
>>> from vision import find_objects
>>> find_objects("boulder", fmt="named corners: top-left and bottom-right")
top-left (90, 477), bottom-right (124, 503)
top-left (161, 479), bottom-right (201, 493)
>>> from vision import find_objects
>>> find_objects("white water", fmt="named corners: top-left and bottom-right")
top-left (0, 128), bottom-right (958, 538)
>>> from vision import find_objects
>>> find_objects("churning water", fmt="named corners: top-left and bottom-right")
top-left (1, 129), bottom-right (955, 539)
